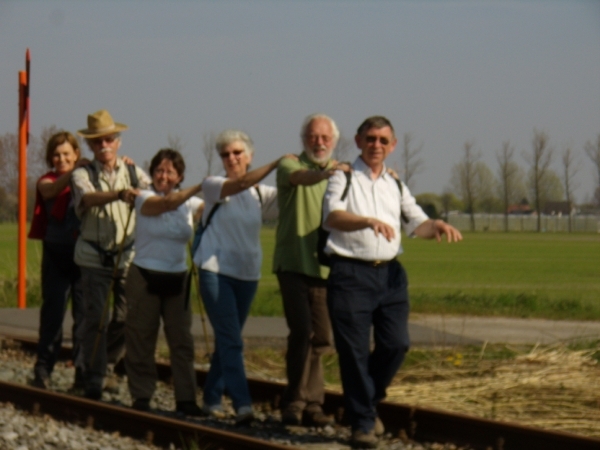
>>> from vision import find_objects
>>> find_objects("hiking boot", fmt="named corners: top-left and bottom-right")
top-left (351, 429), bottom-right (378, 449)
top-left (132, 398), bottom-right (151, 412)
top-left (303, 409), bottom-right (335, 427)
top-left (281, 405), bottom-right (303, 425)
top-left (202, 403), bottom-right (227, 419)
top-left (374, 416), bottom-right (384, 436)
top-left (176, 401), bottom-right (203, 417)
top-left (235, 405), bottom-right (255, 425)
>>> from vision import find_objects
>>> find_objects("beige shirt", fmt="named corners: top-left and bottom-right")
top-left (72, 158), bottom-right (150, 269)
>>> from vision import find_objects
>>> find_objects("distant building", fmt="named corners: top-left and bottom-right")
top-left (507, 198), bottom-right (532, 215)
top-left (543, 201), bottom-right (574, 216)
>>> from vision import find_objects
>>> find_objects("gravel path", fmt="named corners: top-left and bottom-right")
top-left (0, 340), bottom-right (471, 450)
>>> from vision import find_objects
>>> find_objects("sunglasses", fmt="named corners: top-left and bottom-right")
top-left (219, 149), bottom-right (245, 158)
top-left (91, 135), bottom-right (117, 145)
top-left (365, 136), bottom-right (391, 145)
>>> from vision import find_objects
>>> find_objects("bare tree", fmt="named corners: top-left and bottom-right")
top-left (584, 134), bottom-right (600, 207)
top-left (561, 146), bottom-right (579, 232)
top-left (202, 131), bottom-right (218, 177)
top-left (398, 132), bottom-right (424, 191)
top-left (496, 141), bottom-right (521, 232)
top-left (450, 141), bottom-right (480, 231)
top-left (333, 134), bottom-right (354, 163)
top-left (523, 130), bottom-right (554, 232)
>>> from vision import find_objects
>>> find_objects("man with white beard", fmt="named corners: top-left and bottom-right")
top-left (273, 114), bottom-right (343, 426)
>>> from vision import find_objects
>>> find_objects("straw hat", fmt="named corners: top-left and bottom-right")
top-left (77, 109), bottom-right (128, 138)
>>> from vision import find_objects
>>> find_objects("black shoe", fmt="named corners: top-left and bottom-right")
top-left (281, 405), bottom-right (303, 425)
top-left (84, 387), bottom-right (102, 401)
top-left (132, 398), bottom-right (151, 412)
top-left (176, 401), bottom-right (204, 417)
top-left (31, 375), bottom-right (49, 390)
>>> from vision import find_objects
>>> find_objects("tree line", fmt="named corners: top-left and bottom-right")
top-left (0, 127), bottom-right (599, 232)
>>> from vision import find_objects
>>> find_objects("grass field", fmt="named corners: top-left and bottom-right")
top-left (2, 223), bottom-right (600, 320)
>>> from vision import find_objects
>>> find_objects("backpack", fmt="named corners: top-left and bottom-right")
top-left (191, 185), bottom-right (263, 256)
top-left (83, 162), bottom-right (139, 191)
top-left (317, 170), bottom-right (406, 267)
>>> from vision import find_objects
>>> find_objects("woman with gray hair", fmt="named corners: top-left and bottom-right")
top-left (193, 130), bottom-right (293, 424)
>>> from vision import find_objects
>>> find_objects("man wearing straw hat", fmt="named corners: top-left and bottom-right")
top-left (72, 109), bottom-right (150, 400)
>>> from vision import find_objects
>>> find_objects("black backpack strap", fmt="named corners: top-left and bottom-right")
top-left (126, 163), bottom-right (139, 189)
top-left (388, 173), bottom-right (409, 225)
top-left (84, 164), bottom-right (101, 191)
top-left (340, 170), bottom-right (352, 201)
top-left (254, 185), bottom-right (263, 206)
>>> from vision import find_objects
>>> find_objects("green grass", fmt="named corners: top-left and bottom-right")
top-left (4, 224), bottom-right (600, 320)
top-left (252, 229), bottom-right (600, 320)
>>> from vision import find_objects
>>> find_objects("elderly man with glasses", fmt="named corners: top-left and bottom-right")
top-left (72, 109), bottom-right (150, 400)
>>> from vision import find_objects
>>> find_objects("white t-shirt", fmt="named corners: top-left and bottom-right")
top-left (193, 176), bottom-right (278, 281)
top-left (133, 189), bottom-right (203, 273)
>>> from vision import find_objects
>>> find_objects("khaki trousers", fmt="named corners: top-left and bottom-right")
top-left (277, 271), bottom-right (333, 412)
top-left (124, 264), bottom-right (197, 402)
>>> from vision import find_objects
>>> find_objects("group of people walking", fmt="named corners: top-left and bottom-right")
top-left (29, 108), bottom-right (461, 448)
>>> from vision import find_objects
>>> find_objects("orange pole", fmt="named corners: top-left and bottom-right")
top-left (17, 70), bottom-right (27, 309)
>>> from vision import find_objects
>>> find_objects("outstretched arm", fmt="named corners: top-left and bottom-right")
top-left (140, 183), bottom-right (203, 216)
top-left (324, 210), bottom-right (396, 242)
top-left (219, 154), bottom-right (296, 199)
top-left (413, 219), bottom-right (463, 242)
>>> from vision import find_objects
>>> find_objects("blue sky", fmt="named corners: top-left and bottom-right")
top-left (1, 0), bottom-right (599, 200)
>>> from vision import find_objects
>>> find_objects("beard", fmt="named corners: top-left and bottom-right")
top-left (305, 145), bottom-right (332, 165)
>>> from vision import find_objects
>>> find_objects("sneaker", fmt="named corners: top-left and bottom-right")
top-left (281, 405), bottom-right (303, 425)
top-left (303, 409), bottom-right (335, 427)
top-left (176, 401), bottom-right (203, 417)
top-left (31, 375), bottom-right (49, 390)
top-left (235, 405), bottom-right (254, 425)
top-left (351, 428), bottom-right (378, 449)
top-left (374, 416), bottom-right (385, 436)
top-left (132, 398), bottom-right (151, 412)
top-left (202, 403), bottom-right (227, 419)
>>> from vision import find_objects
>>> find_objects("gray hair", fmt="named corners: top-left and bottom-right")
top-left (300, 113), bottom-right (340, 146)
top-left (215, 129), bottom-right (254, 156)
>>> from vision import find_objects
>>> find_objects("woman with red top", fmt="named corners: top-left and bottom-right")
top-left (29, 131), bottom-right (87, 390)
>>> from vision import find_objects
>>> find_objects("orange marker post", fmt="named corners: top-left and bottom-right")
top-left (17, 59), bottom-right (29, 309)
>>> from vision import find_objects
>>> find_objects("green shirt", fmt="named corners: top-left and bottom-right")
top-left (273, 152), bottom-right (333, 279)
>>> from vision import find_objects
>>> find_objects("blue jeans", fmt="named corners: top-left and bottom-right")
top-left (200, 270), bottom-right (257, 410)
top-left (327, 258), bottom-right (410, 433)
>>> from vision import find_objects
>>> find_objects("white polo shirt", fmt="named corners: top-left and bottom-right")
top-left (323, 156), bottom-right (429, 261)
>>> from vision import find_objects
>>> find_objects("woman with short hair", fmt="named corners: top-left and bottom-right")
top-left (193, 130), bottom-right (292, 424)
top-left (124, 148), bottom-right (204, 415)
top-left (29, 131), bottom-right (88, 390)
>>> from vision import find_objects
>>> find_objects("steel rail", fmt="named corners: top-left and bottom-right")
top-left (7, 335), bottom-right (600, 450)
top-left (0, 379), bottom-right (298, 450)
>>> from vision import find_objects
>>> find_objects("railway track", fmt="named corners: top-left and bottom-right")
top-left (6, 335), bottom-right (600, 450)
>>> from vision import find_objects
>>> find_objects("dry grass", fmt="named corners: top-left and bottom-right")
top-left (242, 343), bottom-right (600, 438)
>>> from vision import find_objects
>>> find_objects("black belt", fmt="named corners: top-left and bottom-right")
top-left (330, 255), bottom-right (396, 268)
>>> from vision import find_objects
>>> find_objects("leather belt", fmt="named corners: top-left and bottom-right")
top-left (331, 255), bottom-right (396, 268)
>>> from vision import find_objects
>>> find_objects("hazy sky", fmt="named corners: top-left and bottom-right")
top-left (1, 1), bottom-right (599, 201)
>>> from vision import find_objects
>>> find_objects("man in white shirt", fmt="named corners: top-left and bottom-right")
top-left (322, 116), bottom-right (462, 448)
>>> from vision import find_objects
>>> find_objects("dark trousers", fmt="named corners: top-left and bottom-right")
top-left (80, 266), bottom-right (128, 391)
top-left (327, 258), bottom-right (410, 433)
top-left (35, 241), bottom-right (84, 380)
top-left (277, 271), bottom-right (332, 412)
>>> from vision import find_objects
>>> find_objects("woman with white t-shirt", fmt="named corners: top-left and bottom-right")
top-left (193, 130), bottom-right (292, 424)
top-left (124, 149), bottom-right (204, 416)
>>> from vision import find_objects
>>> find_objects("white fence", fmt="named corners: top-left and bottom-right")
top-left (446, 213), bottom-right (600, 233)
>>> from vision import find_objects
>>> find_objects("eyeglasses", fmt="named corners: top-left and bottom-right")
top-left (365, 136), bottom-right (391, 145)
top-left (91, 135), bottom-right (117, 146)
top-left (219, 149), bottom-right (245, 158)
